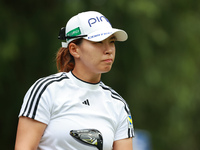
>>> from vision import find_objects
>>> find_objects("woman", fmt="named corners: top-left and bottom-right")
top-left (15, 11), bottom-right (134, 150)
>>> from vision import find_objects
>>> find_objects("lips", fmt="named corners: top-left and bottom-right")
top-left (103, 59), bottom-right (113, 63)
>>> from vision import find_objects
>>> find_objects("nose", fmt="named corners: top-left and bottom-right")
top-left (103, 42), bottom-right (115, 55)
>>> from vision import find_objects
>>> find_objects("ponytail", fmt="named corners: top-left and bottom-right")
top-left (56, 47), bottom-right (74, 72)
top-left (56, 38), bottom-right (83, 72)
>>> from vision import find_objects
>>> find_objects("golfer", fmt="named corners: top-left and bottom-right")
top-left (15, 11), bottom-right (134, 150)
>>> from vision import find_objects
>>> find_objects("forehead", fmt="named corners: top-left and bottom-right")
top-left (109, 35), bottom-right (116, 40)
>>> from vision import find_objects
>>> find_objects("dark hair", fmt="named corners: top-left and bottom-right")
top-left (56, 38), bottom-right (83, 72)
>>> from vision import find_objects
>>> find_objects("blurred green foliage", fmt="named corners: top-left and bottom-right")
top-left (0, 0), bottom-right (200, 149)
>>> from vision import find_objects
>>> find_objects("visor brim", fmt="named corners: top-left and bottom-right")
top-left (84, 28), bottom-right (128, 42)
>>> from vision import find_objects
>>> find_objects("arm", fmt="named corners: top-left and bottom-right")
top-left (15, 116), bottom-right (47, 150)
top-left (113, 138), bottom-right (133, 150)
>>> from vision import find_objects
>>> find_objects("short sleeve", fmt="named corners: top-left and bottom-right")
top-left (18, 78), bottom-right (52, 125)
top-left (114, 105), bottom-right (134, 141)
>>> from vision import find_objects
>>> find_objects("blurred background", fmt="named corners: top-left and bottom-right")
top-left (1, 0), bottom-right (200, 149)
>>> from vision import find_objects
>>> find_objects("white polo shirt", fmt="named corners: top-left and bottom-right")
top-left (19, 71), bottom-right (134, 150)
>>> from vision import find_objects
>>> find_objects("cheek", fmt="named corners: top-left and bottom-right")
top-left (112, 49), bottom-right (116, 62)
top-left (80, 51), bottom-right (99, 67)
top-left (113, 49), bottom-right (116, 57)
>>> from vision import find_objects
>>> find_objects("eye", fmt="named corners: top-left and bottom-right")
top-left (91, 41), bottom-right (102, 45)
top-left (110, 36), bottom-right (116, 44)
top-left (111, 40), bottom-right (115, 43)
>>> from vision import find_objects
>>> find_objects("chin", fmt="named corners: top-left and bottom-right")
top-left (101, 67), bottom-right (112, 74)
top-left (101, 71), bottom-right (110, 74)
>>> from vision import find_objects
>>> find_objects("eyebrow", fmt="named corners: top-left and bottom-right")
top-left (110, 36), bottom-right (117, 40)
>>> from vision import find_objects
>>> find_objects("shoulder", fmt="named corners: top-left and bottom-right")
top-left (26, 72), bottom-right (70, 100)
top-left (99, 82), bottom-right (130, 114)
top-left (36, 72), bottom-right (69, 85)
top-left (99, 82), bottom-right (125, 103)
top-left (31, 72), bottom-right (69, 90)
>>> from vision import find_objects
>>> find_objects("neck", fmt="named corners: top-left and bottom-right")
top-left (72, 68), bottom-right (101, 84)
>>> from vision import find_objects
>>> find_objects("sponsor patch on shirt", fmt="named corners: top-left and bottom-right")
top-left (128, 115), bottom-right (133, 128)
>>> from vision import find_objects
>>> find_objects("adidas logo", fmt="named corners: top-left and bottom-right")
top-left (82, 99), bottom-right (90, 106)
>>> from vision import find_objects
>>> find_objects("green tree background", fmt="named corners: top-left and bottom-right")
top-left (0, 0), bottom-right (200, 149)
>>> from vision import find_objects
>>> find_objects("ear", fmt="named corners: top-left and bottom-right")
top-left (68, 43), bottom-right (80, 58)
